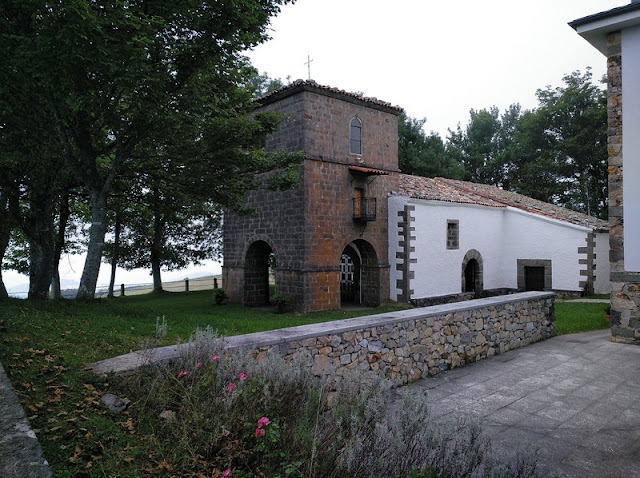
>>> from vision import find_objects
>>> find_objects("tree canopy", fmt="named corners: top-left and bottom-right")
top-left (1, 0), bottom-right (297, 299)
top-left (399, 69), bottom-right (607, 219)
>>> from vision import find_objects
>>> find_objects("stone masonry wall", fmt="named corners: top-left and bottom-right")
top-left (224, 85), bottom-right (401, 312)
top-left (241, 292), bottom-right (555, 387)
top-left (607, 32), bottom-right (640, 344)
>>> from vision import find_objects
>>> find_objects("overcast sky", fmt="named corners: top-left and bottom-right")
top-left (247, 0), bottom-right (625, 138)
top-left (5, 0), bottom-right (625, 292)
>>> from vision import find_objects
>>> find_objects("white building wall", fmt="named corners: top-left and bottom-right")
top-left (502, 208), bottom-right (590, 292)
top-left (622, 24), bottom-right (640, 271)
top-left (594, 231), bottom-right (611, 294)
top-left (407, 200), bottom-right (506, 299)
top-left (388, 196), bottom-right (604, 301)
top-left (387, 195), bottom-right (408, 300)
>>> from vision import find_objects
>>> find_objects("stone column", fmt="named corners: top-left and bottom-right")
top-left (607, 32), bottom-right (640, 344)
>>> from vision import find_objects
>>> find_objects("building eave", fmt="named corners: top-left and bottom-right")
top-left (569, 3), bottom-right (640, 55)
top-left (254, 80), bottom-right (404, 116)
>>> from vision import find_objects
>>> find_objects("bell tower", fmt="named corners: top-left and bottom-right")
top-left (223, 81), bottom-right (403, 312)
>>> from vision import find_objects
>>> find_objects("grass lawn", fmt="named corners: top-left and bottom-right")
top-left (0, 292), bottom-right (609, 476)
top-left (554, 301), bottom-right (610, 335)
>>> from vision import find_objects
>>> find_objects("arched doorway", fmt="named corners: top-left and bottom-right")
top-left (244, 240), bottom-right (273, 307)
top-left (464, 259), bottom-right (479, 293)
top-left (461, 249), bottom-right (484, 297)
top-left (339, 240), bottom-right (380, 307)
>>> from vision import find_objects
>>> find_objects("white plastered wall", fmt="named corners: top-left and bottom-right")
top-left (622, 24), bottom-right (640, 272)
top-left (388, 195), bottom-right (408, 300)
top-left (406, 200), bottom-right (506, 299)
top-left (388, 196), bottom-right (604, 301)
top-left (501, 208), bottom-right (592, 291)
top-left (594, 231), bottom-right (611, 294)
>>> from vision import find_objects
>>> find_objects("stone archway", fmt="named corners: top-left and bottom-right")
top-left (461, 249), bottom-right (483, 296)
top-left (244, 240), bottom-right (273, 307)
top-left (339, 239), bottom-right (380, 307)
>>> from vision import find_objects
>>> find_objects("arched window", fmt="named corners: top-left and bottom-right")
top-left (350, 117), bottom-right (362, 155)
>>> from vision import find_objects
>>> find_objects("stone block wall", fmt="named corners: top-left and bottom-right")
top-left (222, 179), bottom-right (306, 306)
top-left (234, 292), bottom-right (555, 387)
top-left (224, 82), bottom-right (401, 312)
top-left (607, 32), bottom-right (640, 344)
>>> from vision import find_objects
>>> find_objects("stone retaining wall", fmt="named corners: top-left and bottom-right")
top-left (233, 291), bottom-right (555, 386)
top-left (92, 292), bottom-right (555, 387)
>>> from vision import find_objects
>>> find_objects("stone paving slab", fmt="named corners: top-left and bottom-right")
top-left (406, 329), bottom-right (640, 478)
top-left (0, 362), bottom-right (51, 478)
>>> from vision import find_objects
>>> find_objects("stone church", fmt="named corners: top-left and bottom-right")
top-left (223, 80), bottom-right (609, 313)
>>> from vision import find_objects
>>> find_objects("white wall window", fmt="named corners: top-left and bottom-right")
top-left (447, 220), bottom-right (459, 250)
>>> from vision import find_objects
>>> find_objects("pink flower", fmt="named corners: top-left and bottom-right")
top-left (238, 372), bottom-right (248, 380)
top-left (255, 427), bottom-right (266, 438)
top-left (211, 354), bottom-right (220, 362)
top-left (222, 469), bottom-right (231, 477)
top-left (226, 382), bottom-right (236, 392)
top-left (257, 416), bottom-right (271, 428)
top-left (178, 371), bottom-right (188, 379)
top-left (196, 362), bottom-right (203, 368)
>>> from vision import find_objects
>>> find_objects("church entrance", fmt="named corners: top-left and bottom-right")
top-left (464, 259), bottom-right (479, 293)
top-left (524, 266), bottom-right (545, 291)
top-left (339, 240), bottom-right (380, 307)
top-left (244, 240), bottom-right (272, 307)
top-left (461, 249), bottom-right (483, 297)
top-left (340, 246), bottom-right (360, 304)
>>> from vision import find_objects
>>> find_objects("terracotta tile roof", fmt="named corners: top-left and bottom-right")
top-left (394, 174), bottom-right (609, 231)
top-left (393, 174), bottom-right (505, 208)
top-left (255, 80), bottom-right (404, 115)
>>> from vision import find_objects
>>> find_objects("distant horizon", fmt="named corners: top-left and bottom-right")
top-left (3, 256), bottom-right (223, 296)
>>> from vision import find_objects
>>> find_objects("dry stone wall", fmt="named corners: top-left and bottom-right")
top-left (237, 292), bottom-right (555, 386)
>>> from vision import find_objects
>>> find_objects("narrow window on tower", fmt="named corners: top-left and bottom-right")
top-left (350, 117), bottom-right (362, 155)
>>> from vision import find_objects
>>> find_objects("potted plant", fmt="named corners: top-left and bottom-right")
top-left (605, 306), bottom-right (611, 323)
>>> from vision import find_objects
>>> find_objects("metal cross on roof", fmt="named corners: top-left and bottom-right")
top-left (305, 55), bottom-right (313, 80)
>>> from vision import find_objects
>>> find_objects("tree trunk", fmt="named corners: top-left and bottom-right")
top-left (150, 188), bottom-right (164, 293)
top-left (76, 188), bottom-right (109, 300)
top-left (28, 225), bottom-right (56, 300)
top-left (51, 270), bottom-right (61, 299)
top-left (107, 210), bottom-right (121, 298)
top-left (0, 193), bottom-right (11, 300)
top-left (51, 193), bottom-right (70, 299)
top-left (0, 235), bottom-right (9, 300)
top-left (26, 189), bottom-right (57, 300)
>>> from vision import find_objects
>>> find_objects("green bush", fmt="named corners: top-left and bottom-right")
top-left (113, 327), bottom-right (551, 477)
top-left (213, 288), bottom-right (228, 305)
top-left (270, 292), bottom-right (289, 313)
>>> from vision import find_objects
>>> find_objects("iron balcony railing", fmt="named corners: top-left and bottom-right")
top-left (352, 197), bottom-right (376, 222)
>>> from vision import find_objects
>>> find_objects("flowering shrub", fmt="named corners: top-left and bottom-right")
top-left (114, 326), bottom-right (549, 477)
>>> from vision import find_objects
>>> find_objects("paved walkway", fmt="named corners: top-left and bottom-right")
top-left (0, 363), bottom-right (51, 478)
top-left (407, 329), bottom-right (640, 478)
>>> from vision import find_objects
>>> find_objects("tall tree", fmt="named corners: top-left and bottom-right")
top-left (398, 114), bottom-right (463, 179)
top-left (509, 69), bottom-right (607, 217)
top-left (536, 69), bottom-right (607, 217)
top-left (446, 105), bottom-right (522, 187)
top-left (3, 0), bottom-right (296, 299)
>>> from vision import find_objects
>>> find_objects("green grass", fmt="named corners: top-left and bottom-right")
top-left (555, 301), bottom-right (610, 335)
top-left (0, 292), bottom-right (610, 476)
top-left (0, 291), bottom-right (410, 476)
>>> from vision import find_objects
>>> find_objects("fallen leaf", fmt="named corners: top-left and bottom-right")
top-left (157, 459), bottom-right (172, 472)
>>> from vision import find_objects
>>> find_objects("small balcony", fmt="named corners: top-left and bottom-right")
top-left (353, 197), bottom-right (376, 222)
